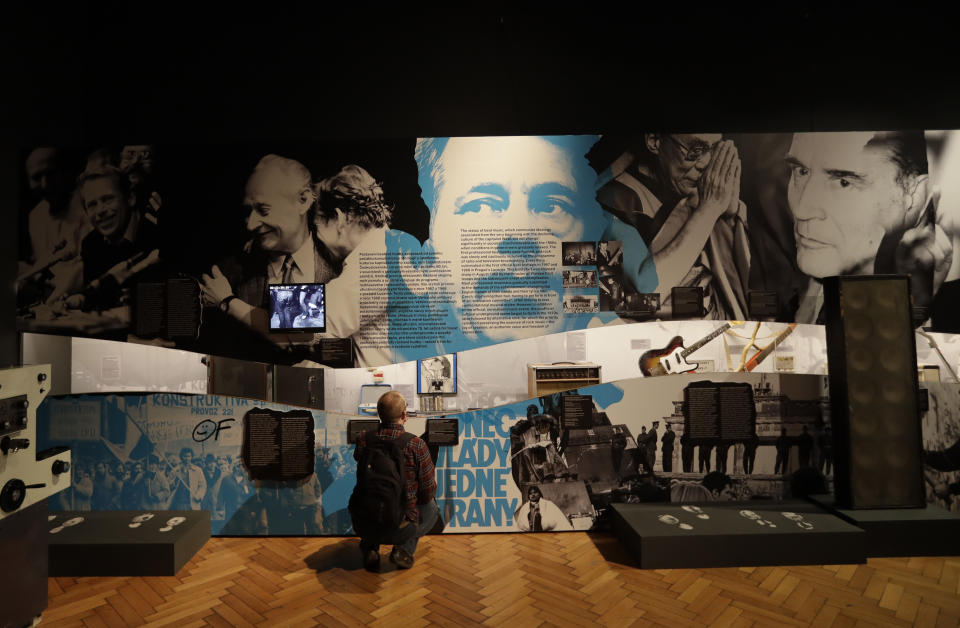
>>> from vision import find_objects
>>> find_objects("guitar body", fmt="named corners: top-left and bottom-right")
top-left (639, 336), bottom-right (698, 376)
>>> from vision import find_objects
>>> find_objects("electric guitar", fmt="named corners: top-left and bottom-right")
top-left (738, 323), bottom-right (798, 372)
top-left (639, 323), bottom-right (732, 376)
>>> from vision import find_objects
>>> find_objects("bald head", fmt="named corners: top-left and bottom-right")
top-left (243, 154), bottom-right (314, 253)
top-left (25, 147), bottom-right (60, 200)
top-left (249, 155), bottom-right (312, 200)
top-left (377, 391), bottom-right (407, 424)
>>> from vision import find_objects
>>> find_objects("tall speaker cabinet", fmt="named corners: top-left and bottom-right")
top-left (823, 275), bottom-right (925, 509)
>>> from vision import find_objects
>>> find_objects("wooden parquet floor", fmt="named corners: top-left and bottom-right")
top-left (40, 533), bottom-right (960, 627)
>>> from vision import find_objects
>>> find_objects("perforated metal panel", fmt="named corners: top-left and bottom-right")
top-left (824, 275), bottom-right (925, 509)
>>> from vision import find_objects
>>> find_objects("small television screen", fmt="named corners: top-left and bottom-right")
top-left (268, 283), bottom-right (326, 332)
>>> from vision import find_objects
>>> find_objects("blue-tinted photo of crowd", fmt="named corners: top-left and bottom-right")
top-left (54, 442), bottom-right (356, 535)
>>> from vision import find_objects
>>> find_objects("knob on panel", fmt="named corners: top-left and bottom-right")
top-left (0, 437), bottom-right (29, 455)
top-left (0, 479), bottom-right (26, 512)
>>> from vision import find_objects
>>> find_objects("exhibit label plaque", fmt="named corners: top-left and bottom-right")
top-left (425, 418), bottom-right (459, 446)
top-left (346, 419), bottom-right (380, 444)
top-left (242, 409), bottom-right (315, 481)
top-left (561, 394), bottom-right (594, 429)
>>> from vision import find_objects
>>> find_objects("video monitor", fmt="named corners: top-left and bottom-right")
top-left (268, 283), bottom-right (325, 332)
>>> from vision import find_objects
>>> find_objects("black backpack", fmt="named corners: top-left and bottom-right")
top-left (351, 432), bottom-right (414, 529)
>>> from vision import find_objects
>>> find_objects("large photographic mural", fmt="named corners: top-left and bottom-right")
top-left (17, 131), bottom-right (960, 367)
top-left (37, 373), bottom-right (832, 535)
top-left (37, 378), bottom-right (960, 537)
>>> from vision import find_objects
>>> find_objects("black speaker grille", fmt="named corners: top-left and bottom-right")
top-left (824, 275), bottom-right (925, 509)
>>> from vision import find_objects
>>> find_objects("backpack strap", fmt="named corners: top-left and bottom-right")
top-left (393, 432), bottom-right (415, 466)
top-left (393, 432), bottom-right (416, 472)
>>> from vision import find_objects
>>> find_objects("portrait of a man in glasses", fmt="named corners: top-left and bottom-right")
top-left (596, 133), bottom-right (749, 319)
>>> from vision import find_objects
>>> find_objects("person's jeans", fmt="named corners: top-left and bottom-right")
top-left (355, 500), bottom-right (440, 556)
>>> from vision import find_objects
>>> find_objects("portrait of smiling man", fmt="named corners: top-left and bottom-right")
top-left (785, 131), bottom-right (950, 323)
top-left (78, 166), bottom-right (160, 286)
top-left (200, 154), bottom-right (337, 339)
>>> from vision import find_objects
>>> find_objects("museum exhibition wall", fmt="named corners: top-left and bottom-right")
top-left (15, 132), bottom-right (960, 536)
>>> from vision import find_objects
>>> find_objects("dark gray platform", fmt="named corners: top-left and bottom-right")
top-left (806, 494), bottom-right (960, 558)
top-left (610, 501), bottom-right (866, 569)
top-left (48, 510), bottom-right (210, 577)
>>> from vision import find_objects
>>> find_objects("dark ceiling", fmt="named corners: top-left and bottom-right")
top-left (4, 3), bottom-right (960, 142)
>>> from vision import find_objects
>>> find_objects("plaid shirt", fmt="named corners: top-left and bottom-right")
top-left (354, 424), bottom-right (435, 523)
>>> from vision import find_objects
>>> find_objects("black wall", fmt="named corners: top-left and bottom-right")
top-left (4, 3), bottom-right (960, 366)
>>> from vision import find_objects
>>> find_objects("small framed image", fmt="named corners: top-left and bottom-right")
top-left (619, 292), bottom-right (661, 318)
top-left (562, 269), bottom-right (598, 288)
top-left (563, 294), bottom-right (599, 314)
top-left (599, 274), bottom-right (626, 312)
top-left (562, 241), bottom-right (597, 266)
top-left (597, 240), bottom-right (623, 274)
top-left (775, 355), bottom-right (795, 372)
top-left (417, 354), bottom-right (457, 394)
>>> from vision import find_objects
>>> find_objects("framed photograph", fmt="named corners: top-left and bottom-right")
top-left (562, 269), bottom-right (598, 288)
top-left (417, 353), bottom-right (457, 394)
top-left (597, 240), bottom-right (623, 274)
top-left (599, 274), bottom-right (625, 312)
top-left (618, 292), bottom-right (661, 319)
top-left (562, 294), bottom-right (599, 314)
top-left (561, 241), bottom-right (597, 266)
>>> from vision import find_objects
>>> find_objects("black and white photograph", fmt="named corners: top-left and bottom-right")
top-left (597, 240), bottom-right (623, 275)
top-left (16, 131), bottom-right (960, 373)
top-left (417, 354), bottom-right (457, 394)
top-left (619, 292), bottom-right (661, 318)
top-left (561, 241), bottom-right (597, 266)
top-left (18, 147), bottom-right (165, 342)
top-left (513, 482), bottom-right (595, 532)
top-left (562, 294), bottom-right (598, 314)
top-left (562, 269), bottom-right (598, 288)
top-left (588, 132), bottom-right (750, 321)
top-left (598, 274), bottom-right (627, 312)
top-left (268, 283), bottom-right (326, 332)
top-left (16, 140), bottom-right (429, 368)
top-left (922, 383), bottom-right (960, 513)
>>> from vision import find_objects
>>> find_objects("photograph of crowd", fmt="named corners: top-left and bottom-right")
top-left (268, 283), bottom-right (325, 331)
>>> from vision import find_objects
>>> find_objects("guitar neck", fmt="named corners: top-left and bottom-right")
top-left (771, 324), bottom-right (797, 348)
top-left (681, 323), bottom-right (732, 358)
top-left (746, 324), bottom-right (798, 369)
